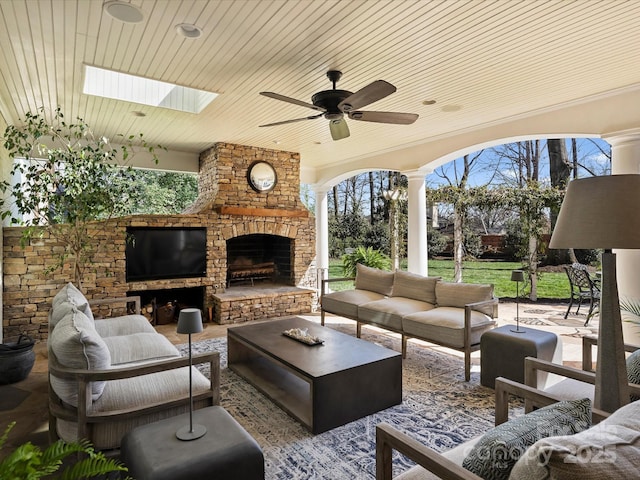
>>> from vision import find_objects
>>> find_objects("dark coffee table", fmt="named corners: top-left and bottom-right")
top-left (227, 316), bottom-right (402, 434)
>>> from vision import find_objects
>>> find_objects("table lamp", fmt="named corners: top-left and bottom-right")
top-left (549, 174), bottom-right (640, 413)
top-left (176, 308), bottom-right (207, 441)
top-left (510, 270), bottom-right (525, 333)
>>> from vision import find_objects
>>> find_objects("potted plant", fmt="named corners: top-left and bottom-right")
top-left (0, 106), bottom-right (163, 291)
top-left (0, 422), bottom-right (129, 479)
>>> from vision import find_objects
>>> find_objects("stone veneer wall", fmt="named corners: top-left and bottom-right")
top-left (185, 142), bottom-right (306, 213)
top-left (2, 142), bottom-right (316, 342)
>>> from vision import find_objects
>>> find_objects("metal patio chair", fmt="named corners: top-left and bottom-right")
top-left (563, 263), bottom-right (600, 326)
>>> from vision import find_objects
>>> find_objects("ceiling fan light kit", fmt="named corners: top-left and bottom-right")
top-left (259, 70), bottom-right (418, 141)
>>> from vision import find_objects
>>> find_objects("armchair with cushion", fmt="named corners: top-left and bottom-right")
top-left (494, 334), bottom-right (640, 417)
top-left (377, 382), bottom-right (640, 480)
top-left (47, 283), bottom-right (220, 451)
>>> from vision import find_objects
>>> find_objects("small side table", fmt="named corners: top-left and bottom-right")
top-left (120, 406), bottom-right (264, 480)
top-left (480, 325), bottom-right (560, 388)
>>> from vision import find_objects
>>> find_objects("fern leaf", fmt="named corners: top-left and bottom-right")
top-left (57, 456), bottom-right (128, 480)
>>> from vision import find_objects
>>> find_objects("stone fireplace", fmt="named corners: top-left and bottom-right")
top-left (2, 142), bottom-right (316, 341)
top-left (183, 143), bottom-right (316, 323)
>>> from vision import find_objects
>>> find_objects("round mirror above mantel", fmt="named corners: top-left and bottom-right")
top-left (247, 161), bottom-right (277, 192)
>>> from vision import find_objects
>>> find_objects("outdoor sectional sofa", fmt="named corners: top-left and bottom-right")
top-left (320, 264), bottom-right (498, 380)
top-left (47, 283), bottom-right (219, 451)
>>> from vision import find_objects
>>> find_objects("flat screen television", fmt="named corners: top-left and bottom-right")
top-left (126, 227), bottom-right (207, 282)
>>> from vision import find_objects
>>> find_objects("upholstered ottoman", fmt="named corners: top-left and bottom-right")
top-left (120, 406), bottom-right (264, 480)
top-left (480, 325), bottom-right (560, 388)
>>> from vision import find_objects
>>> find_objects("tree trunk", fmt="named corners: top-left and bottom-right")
top-left (528, 235), bottom-right (538, 301)
top-left (547, 139), bottom-right (572, 265)
top-left (453, 209), bottom-right (464, 282)
top-left (368, 171), bottom-right (375, 224)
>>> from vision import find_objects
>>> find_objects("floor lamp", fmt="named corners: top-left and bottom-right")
top-left (176, 308), bottom-right (207, 441)
top-left (510, 270), bottom-right (525, 333)
top-left (549, 174), bottom-right (640, 413)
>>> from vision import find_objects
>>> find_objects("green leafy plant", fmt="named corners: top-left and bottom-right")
top-left (342, 246), bottom-right (391, 277)
top-left (621, 298), bottom-right (640, 328)
top-left (0, 422), bottom-right (129, 479)
top-left (0, 106), bottom-right (164, 290)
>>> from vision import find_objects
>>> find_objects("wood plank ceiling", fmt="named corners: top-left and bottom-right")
top-left (1, 0), bottom-right (640, 178)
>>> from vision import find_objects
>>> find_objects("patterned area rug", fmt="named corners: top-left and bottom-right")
top-left (180, 326), bottom-right (502, 479)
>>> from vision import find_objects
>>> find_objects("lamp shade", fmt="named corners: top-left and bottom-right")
top-left (549, 174), bottom-right (640, 250)
top-left (177, 308), bottom-right (203, 334)
top-left (510, 270), bottom-right (525, 282)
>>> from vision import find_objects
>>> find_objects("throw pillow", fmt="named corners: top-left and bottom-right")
top-left (52, 282), bottom-right (94, 322)
top-left (354, 264), bottom-right (395, 296)
top-left (462, 398), bottom-right (592, 480)
top-left (49, 300), bottom-right (79, 330)
top-left (436, 282), bottom-right (494, 315)
top-left (509, 399), bottom-right (640, 480)
top-left (48, 309), bottom-right (110, 405)
top-left (391, 271), bottom-right (441, 304)
top-left (626, 349), bottom-right (640, 401)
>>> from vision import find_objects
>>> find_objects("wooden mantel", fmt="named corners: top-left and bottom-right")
top-left (215, 206), bottom-right (309, 218)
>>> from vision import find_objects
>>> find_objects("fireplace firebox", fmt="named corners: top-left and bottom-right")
top-left (226, 234), bottom-right (292, 286)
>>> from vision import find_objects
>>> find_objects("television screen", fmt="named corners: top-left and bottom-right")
top-left (126, 227), bottom-right (207, 282)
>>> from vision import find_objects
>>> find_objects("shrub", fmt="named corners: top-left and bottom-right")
top-left (427, 226), bottom-right (448, 257)
top-left (342, 246), bottom-right (391, 277)
top-left (463, 230), bottom-right (484, 259)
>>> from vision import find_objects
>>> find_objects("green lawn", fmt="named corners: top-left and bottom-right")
top-left (327, 259), bottom-right (570, 300)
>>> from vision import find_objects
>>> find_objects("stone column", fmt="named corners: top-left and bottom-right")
top-left (603, 130), bottom-right (640, 303)
top-left (404, 170), bottom-right (429, 276)
top-left (314, 186), bottom-right (330, 291)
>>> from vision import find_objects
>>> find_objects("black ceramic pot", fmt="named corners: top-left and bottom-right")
top-left (0, 334), bottom-right (36, 385)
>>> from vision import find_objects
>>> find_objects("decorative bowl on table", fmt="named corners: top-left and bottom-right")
top-left (282, 328), bottom-right (324, 346)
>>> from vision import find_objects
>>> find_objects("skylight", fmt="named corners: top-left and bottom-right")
top-left (83, 65), bottom-right (218, 114)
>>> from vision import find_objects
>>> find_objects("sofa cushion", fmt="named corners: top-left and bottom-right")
top-left (396, 437), bottom-right (482, 480)
top-left (626, 349), bottom-right (640, 401)
top-left (49, 282), bottom-right (93, 328)
top-left (55, 366), bottom-right (211, 450)
top-left (103, 333), bottom-right (180, 366)
top-left (94, 314), bottom-right (157, 337)
top-left (436, 282), bottom-right (494, 315)
top-left (462, 397), bottom-right (592, 480)
top-left (402, 307), bottom-right (495, 348)
top-left (359, 297), bottom-right (435, 331)
top-left (542, 378), bottom-right (595, 402)
top-left (355, 264), bottom-right (395, 296)
top-left (391, 271), bottom-right (440, 304)
top-left (48, 309), bottom-right (111, 405)
top-left (510, 399), bottom-right (640, 480)
top-left (321, 289), bottom-right (386, 319)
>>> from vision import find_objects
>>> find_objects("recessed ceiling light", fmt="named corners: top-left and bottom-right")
top-left (131, 111), bottom-right (146, 117)
top-left (441, 104), bottom-right (462, 112)
top-left (103, 1), bottom-right (144, 23)
top-left (175, 23), bottom-right (203, 38)
top-left (422, 99), bottom-right (436, 105)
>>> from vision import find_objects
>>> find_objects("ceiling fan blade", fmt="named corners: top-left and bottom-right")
top-left (348, 110), bottom-right (418, 125)
top-left (259, 113), bottom-right (323, 127)
top-left (329, 118), bottom-right (350, 141)
top-left (260, 92), bottom-right (325, 112)
top-left (338, 80), bottom-right (396, 112)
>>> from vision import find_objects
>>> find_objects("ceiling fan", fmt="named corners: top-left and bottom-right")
top-left (259, 70), bottom-right (419, 141)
